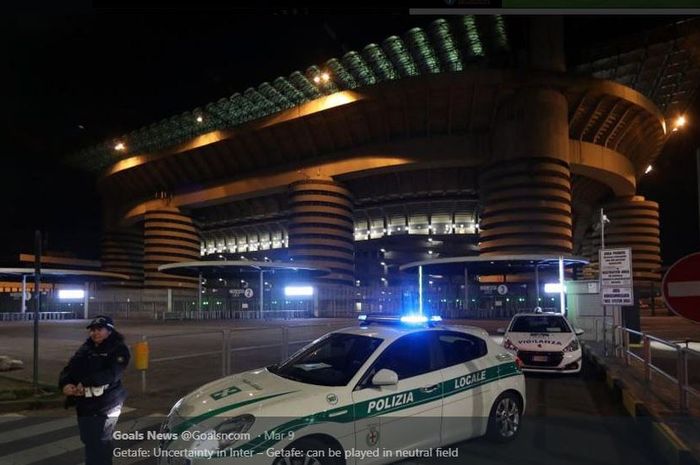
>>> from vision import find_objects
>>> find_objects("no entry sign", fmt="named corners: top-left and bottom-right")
top-left (662, 252), bottom-right (700, 323)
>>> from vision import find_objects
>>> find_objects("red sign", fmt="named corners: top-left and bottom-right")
top-left (662, 252), bottom-right (700, 323)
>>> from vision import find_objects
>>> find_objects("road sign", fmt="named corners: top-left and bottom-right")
top-left (662, 252), bottom-right (700, 323)
top-left (600, 248), bottom-right (634, 306)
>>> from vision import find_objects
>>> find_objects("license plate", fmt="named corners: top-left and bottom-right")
top-left (532, 355), bottom-right (548, 362)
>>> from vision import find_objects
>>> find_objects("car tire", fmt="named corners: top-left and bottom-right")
top-left (273, 437), bottom-right (344, 465)
top-left (486, 392), bottom-right (522, 443)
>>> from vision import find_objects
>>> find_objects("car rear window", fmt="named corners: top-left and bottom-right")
top-left (436, 332), bottom-right (488, 368)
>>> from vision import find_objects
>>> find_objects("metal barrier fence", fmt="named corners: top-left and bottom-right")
top-left (135, 322), bottom-right (351, 394)
top-left (0, 311), bottom-right (76, 321)
top-left (156, 309), bottom-right (312, 321)
top-left (614, 325), bottom-right (700, 412)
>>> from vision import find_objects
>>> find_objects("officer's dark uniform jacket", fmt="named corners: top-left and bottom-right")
top-left (59, 332), bottom-right (130, 415)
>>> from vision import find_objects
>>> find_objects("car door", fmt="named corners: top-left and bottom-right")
top-left (351, 331), bottom-right (443, 463)
top-left (435, 331), bottom-right (492, 445)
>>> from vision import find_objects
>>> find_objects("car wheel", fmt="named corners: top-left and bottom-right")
top-left (273, 437), bottom-right (344, 465)
top-left (486, 392), bottom-right (522, 443)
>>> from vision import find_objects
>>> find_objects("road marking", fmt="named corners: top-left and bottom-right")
top-left (0, 413), bottom-right (164, 465)
top-left (0, 417), bottom-right (76, 444)
top-left (0, 407), bottom-right (136, 444)
top-left (0, 434), bottom-right (84, 465)
top-left (0, 414), bottom-right (24, 426)
top-left (668, 281), bottom-right (700, 297)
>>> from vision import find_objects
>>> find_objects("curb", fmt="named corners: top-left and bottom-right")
top-left (582, 344), bottom-right (699, 465)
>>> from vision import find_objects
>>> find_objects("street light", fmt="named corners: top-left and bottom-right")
top-left (313, 72), bottom-right (331, 84)
top-left (672, 115), bottom-right (687, 132)
top-left (669, 114), bottom-right (699, 241)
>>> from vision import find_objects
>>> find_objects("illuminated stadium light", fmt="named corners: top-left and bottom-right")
top-left (114, 142), bottom-right (126, 151)
top-left (645, 165), bottom-right (653, 174)
top-left (676, 115), bottom-right (687, 128)
top-left (544, 283), bottom-right (566, 294)
top-left (58, 289), bottom-right (85, 300)
top-left (284, 286), bottom-right (314, 296)
top-left (196, 115), bottom-right (203, 123)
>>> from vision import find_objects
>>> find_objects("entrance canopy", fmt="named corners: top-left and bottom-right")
top-left (399, 255), bottom-right (589, 274)
top-left (158, 260), bottom-right (331, 317)
top-left (0, 268), bottom-right (130, 282)
top-left (158, 260), bottom-right (330, 278)
top-left (399, 255), bottom-right (589, 316)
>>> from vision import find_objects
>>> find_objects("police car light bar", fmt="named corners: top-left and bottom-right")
top-left (358, 314), bottom-right (442, 326)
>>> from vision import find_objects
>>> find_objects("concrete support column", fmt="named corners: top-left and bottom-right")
top-left (480, 87), bottom-right (572, 255)
top-left (589, 196), bottom-right (662, 284)
top-left (288, 178), bottom-right (355, 285)
top-left (144, 206), bottom-right (201, 289)
top-left (101, 225), bottom-right (144, 287)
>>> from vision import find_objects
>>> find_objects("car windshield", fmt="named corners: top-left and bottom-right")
top-left (510, 315), bottom-right (571, 333)
top-left (269, 333), bottom-right (383, 386)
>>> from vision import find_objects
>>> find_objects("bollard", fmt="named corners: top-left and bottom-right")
top-left (133, 337), bottom-right (150, 393)
top-left (623, 330), bottom-right (630, 366)
top-left (221, 331), bottom-right (228, 376)
top-left (643, 335), bottom-right (651, 382)
top-left (677, 348), bottom-right (689, 413)
top-left (280, 327), bottom-right (290, 361)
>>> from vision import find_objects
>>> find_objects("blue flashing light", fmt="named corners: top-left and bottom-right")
top-left (430, 316), bottom-right (442, 322)
top-left (400, 315), bottom-right (428, 324)
top-left (358, 315), bottom-right (368, 321)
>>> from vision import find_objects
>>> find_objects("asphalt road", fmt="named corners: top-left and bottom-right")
top-left (0, 361), bottom-right (659, 465)
top-left (0, 317), bottom-right (678, 465)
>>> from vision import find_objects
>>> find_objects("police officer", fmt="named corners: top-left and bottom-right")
top-left (59, 315), bottom-right (130, 465)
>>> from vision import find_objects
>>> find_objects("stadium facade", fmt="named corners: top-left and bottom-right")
top-left (74, 16), bottom-right (700, 296)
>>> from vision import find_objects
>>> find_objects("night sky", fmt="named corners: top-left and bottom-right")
top-left (3, 9), bottom-right (698, 266)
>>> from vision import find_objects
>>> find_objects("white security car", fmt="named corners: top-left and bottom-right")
top-left (500, 312), bottom-right (584, 374)
top-left (158, 315), bottom-right (525, 465)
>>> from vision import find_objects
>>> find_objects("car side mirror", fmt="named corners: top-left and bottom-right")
top-left (372, 369), bottom-right (398, 386)
top-left (575, 328), bottom-right (584, 336)
top-left (497, 328), bottom-right (506, 335)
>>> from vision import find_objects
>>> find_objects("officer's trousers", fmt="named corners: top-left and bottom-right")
top-left (77, 403), bottom-right (122, 465)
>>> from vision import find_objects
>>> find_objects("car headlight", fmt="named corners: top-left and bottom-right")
top-left (162, 398), bottom-right (185, 434)
top-left (189, 414), bottom-right (256, 453)
top-left (563, 339), bottom-right (580, 353)
top-left (214, 414), bottom-right (255, 450)
top-left (503, 338), bottom-right (518, 352)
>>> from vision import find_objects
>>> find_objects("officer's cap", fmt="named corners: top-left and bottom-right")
top-left (86, 315), bottom-right (115, 330)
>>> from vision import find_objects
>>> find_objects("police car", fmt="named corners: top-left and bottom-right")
top-left (499, 312), bottom-right (584, 374)
top-left (158, 315), bottom-right (525, 465)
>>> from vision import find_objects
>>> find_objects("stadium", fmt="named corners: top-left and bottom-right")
top-left (65, 15), bottom-right (700, 318)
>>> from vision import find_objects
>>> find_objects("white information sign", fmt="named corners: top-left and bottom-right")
top-left (600, 248), bottom-right (634, 306)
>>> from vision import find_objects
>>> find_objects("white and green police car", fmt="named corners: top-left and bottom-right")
top-left (158, 315), bottom-right (525, 465)
top-left (500, 312), bottom-right (584, 374)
